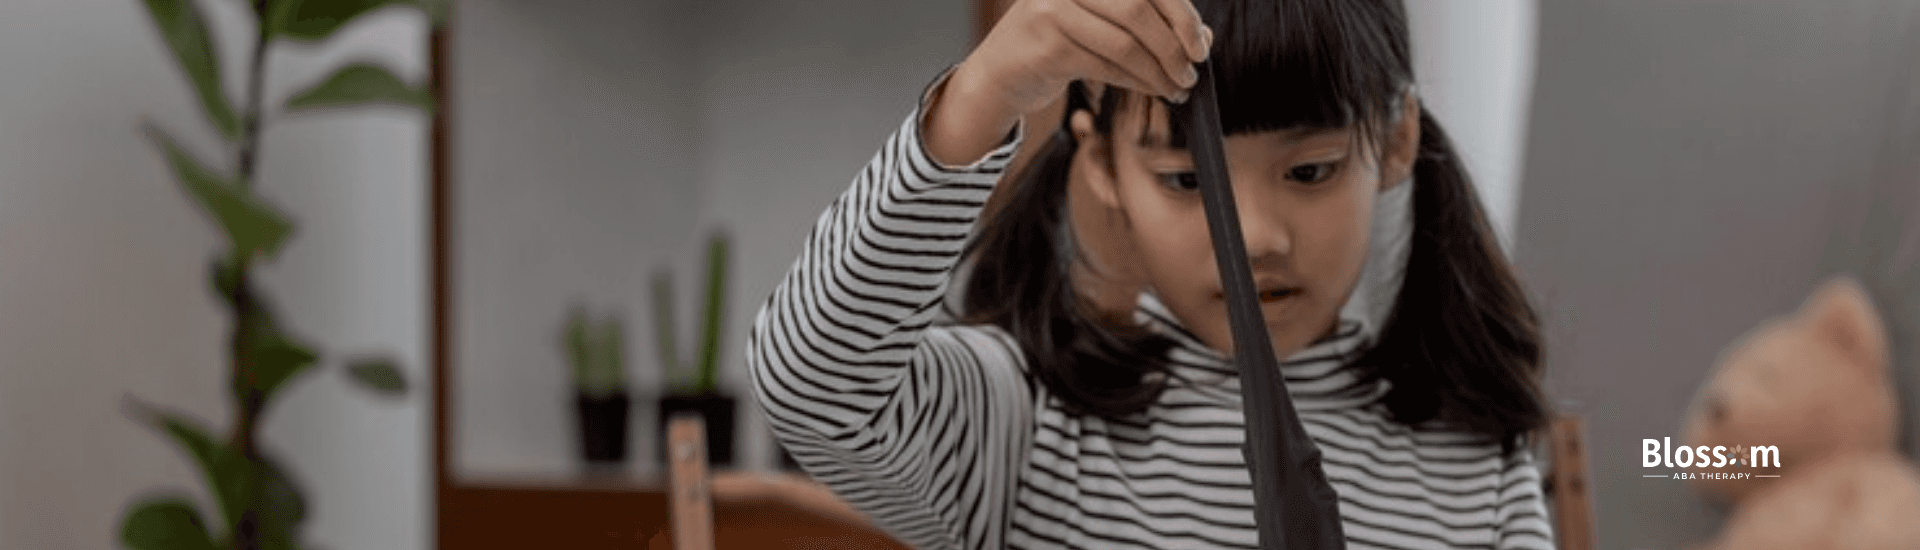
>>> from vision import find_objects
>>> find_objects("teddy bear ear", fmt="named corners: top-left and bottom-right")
top-left (1799, 275), bottom-right (1890, 372)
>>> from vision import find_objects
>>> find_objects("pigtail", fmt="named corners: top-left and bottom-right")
top-left (1356, 106), bottom-right (1550, 455)
top-left (960, 83), bottom-right (1179, 419)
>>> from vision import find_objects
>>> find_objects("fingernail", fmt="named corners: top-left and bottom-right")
top-left (1171, 90), bottom-right (1189, 104)
top-left (1185, 65), bottom-right (1198, 86)
top-left (1200, 26), bottom-right (1214, 58)
top-left (1190, 26), bottom-right (1207, 60)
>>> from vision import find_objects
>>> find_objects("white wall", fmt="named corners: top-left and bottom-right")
top-left (450, 0), bottom-right (703, 480)
top-left (1516, 1), bottom-right (1920, 548)
top-left (1406, 1), bottom-right (1537, 252)
top-left (0, 0), bottom-right (430, 548)
top-left (447, 0), bottom-right (971, 478)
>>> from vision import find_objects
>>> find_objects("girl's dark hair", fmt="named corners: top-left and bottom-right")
top-left (961, 0), bottom-right (1549, 452)
top-left (961, 84), bottom-right (1182, 418)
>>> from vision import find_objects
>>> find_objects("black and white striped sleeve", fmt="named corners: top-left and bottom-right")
top-left (1496, 449), bottom-right (1556, 549)
top-left (745, 86), bottom-right (1033, 550)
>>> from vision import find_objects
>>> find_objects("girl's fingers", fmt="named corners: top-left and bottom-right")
top-left (1050, 0), bottom-right (1187, 100)
top-left (1073, 0), bottom-right (1197, 91)
top-left (1083, 47), bottom-right (1178, 103)
top-left (1148, 0), bottom-right (1210, 62)
top-left (1051, 34), bottom-right (1162, 104)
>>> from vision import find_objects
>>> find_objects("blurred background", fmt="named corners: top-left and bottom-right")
top-left (0, 0), bottom-right (1915, 549)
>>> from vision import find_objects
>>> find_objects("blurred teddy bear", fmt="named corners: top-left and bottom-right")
top-left (1680, 275), bottom-right (1920, 550)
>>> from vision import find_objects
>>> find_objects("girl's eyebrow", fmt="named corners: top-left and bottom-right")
top-left (1139, 127), bottom-right (1349, 148)
top-left (1283, 127), bottom-right (1350, 142)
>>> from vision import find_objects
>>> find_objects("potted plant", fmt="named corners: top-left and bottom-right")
top-left (653, 231), bottom-right (735, 467)
top-left (564, 307), bottom-right (630, 466)
top-left (115, 0), bottom-right (433, 548)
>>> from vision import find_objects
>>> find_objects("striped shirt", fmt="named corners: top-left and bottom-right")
top-left (746, 92), bottom-right (1557, 549)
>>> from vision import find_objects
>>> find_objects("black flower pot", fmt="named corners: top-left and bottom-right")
top-left (575, 391), bottom-right (630, 464)
top-left (658, 393), bottom-right (735, 468)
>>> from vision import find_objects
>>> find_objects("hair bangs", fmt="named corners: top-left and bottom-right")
top-left (1167, 0), bottom-right (1411, 149)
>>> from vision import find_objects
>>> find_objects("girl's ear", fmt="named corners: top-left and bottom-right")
top-left (1064, 106), bottom-right (1148, 315)
top-left (1381, 92), bottom-right (1421, 191)
top-left (1069, 109), bottom-right (1123, 209)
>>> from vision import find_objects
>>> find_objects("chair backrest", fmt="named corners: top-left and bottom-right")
top-left (1544, 414), bottom-right (1595, 550)
top-left (668, 414), bottom-right (715, 550)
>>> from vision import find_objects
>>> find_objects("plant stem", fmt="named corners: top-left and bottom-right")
top-left (227, 3), bottom-right (273, 549)
top-left (231, 0), bottom-right (272, 458)
top-left (235, 0), bottom-right (271, 191)
top-left (228, 287), bottom-right (262, 550)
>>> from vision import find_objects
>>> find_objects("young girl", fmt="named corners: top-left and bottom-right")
top-left (746, 0), bottom-right (1554, 548)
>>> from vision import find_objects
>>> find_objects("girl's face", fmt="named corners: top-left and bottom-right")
top-left (1072, 93), bottom-right (1416, 359)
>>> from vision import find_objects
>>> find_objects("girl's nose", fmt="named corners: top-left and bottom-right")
top-left (1235, 184), bottom-right (1291, 263)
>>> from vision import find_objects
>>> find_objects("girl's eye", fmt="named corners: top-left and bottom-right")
top-left (1287, 161), bottom-right (1342, 184)
top-left (1159, 172), bottom-right (1200, 192)
top-left (1160, 159), bottom-right (1343, 191)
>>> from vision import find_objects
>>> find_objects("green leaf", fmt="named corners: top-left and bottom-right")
top-left (138, 0), bottom-right (242, 142)
top-left (417, 0), bottom-right (446, 27)
top-left (198, 455), bottom-right (308, 550)
top-left (345, 357), bottom-right (408, 395)
top-left (252, 331), bottom-right (320, 400)
top-left (209, 254), bottom-right (240, 305)
top-left (146, 412), bottom-right (250, 533)
top-left (147, 124), bottom-right (295, 261)
top-left (603, 317), bottom-right (626, 379)
top-left (128, 406), bottom-right (309, 549)
top-left (651, 272), bottom-right (679, 374)
top-left (253, 454), bottom-right (309, 550)
top-left (120, 495), bottom-right (221, 550)
top-left (589, 316), bottom-right (626, 392)
top-left (564, 306), bottom-right (591, 385)
top-left (286, 62), bottom-right (429, 112)
top-left (237, 301), bottom-right (320, 404)
top-left (567, 312), bottom-right (626, 396)
top-left (270, 0), bottom-right (418, 42)
top-left (212, 267), bottom-right (320, 406)
top-left (696, 231), bottom-right (729, 394)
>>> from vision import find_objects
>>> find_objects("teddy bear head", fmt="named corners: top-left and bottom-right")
top-left (1681, 275), bottom-right (1895, 504)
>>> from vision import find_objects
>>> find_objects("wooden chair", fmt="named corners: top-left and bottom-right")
top-left (1543, 414), bottom-right (1596, 550)
top-left (665, 416), bottom-right (714, 550)
top-left (663, 415), bottom-right (908, 550)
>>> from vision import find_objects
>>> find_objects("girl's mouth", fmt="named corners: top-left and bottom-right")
top-left (1216, 287), bottom-right (1302, 303)
top-left (1258, 287), bottom-right (1300, 303)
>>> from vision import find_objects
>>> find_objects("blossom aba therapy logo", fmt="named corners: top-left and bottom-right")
top-left (1643, 437), bottom-right (1782, 480)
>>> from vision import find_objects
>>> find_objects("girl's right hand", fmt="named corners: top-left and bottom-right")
top-left (925, 0), bottom-right (1212, 166)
